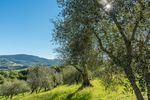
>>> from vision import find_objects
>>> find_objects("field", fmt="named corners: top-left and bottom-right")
top-left (0, 80), bottom-right (137, 100)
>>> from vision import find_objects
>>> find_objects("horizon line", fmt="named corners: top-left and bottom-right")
top-left (0, 53), bottom-right (58, 60)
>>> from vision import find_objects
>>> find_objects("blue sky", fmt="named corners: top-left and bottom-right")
top-left (0, 0), bottom-right (60, 59)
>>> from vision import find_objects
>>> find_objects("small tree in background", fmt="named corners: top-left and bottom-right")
top-left (27, 65), bottom-right (57, 93)
top-left (62, 66), bottom-right (82, 84)
top-left (27, 65), bottom-right (44, 93)
top-left (0, 80), bottom-right (30, 100)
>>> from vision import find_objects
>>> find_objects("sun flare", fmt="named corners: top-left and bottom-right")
top-left (105, 4), bottom-right (112, 11)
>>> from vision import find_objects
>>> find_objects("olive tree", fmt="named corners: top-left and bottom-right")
top-left (0, 80), bottom-right (30, 100)
top-left (55, 0), bottom-right (150, 99)
top-left (54, 0), bottom-right (102, 87)
top-left (27, 65), bottom-right (53, 93)
top-left (61, 66), bottom-right (82, 84)
top-left (27, 65), bottom-right (63, 92)
top-left (93, 0), bottom-right (150, 99)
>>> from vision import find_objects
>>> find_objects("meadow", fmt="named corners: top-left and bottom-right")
top-left (0, 80), bottom-right (137, 100)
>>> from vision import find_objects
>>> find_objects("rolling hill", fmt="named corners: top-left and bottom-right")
top-left (0, 54), bottom-right (61, 70)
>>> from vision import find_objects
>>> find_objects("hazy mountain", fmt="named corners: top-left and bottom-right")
top-left (0, 54), bottom-right (61, 70)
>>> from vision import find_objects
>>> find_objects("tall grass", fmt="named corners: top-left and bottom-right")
top-left (1, 80), bottom-right (136, 100)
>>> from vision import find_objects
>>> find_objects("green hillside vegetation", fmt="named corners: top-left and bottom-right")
top-left (0, 54), bottom-right (61, 70)
top-left (0, 80), bottom-right (138, 100)
top-left (0, 65), bottom-right (147, 100)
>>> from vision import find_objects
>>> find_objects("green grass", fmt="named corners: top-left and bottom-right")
top-left (0, 80), bottom-right (136, 100)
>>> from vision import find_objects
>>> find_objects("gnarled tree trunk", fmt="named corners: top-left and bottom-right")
top-left (145, 45), bottom-right (150, 100)
top-left (75, 65), bottom-right (92, 87)
top-left (145, 73), bottom-right (150, 100)
top-left (81, 65), bottom-right (92, 87)
top-left (124, 66), bottom-right (144, 100)
top-left (10, 95), bottom-right (13, 100)
top-left (82, 72), bottom-right (91, 87)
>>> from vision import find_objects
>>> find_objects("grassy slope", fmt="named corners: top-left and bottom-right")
top-left (0, 80), bottom-right (136, 100)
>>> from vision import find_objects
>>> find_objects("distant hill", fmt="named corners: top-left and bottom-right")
top-left (0, 54), bottom-right (61, 70)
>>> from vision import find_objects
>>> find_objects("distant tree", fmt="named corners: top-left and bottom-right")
top-left (8, 70), bottom-right (18, 79)
top-left (52, 67), bottom-right (63, 87)
top-left (0, 75), bottom-right (4, 84)
top-left (17, 70), bottom-right (28, 80)
top-left (27, 65), bottom-right (56, 93)
top-left (62, 66), bottom-right (82, 84)
top-left (0, 80), bottom-right (30, 100)
top-left (27, 66), bottom-right (41, 93)
top-left (0, 71), bottom-right (9, 78)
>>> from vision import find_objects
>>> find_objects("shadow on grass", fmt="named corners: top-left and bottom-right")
top-left (66, 86), bottom-right (92, 100)
top-left (46, 93), bottom-right (60, 100)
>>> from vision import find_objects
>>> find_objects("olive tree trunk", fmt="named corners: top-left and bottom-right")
top-left (82, 72), bottom-right (91, 87)
top-left (145, 47), bottom-right (150, 100)
top-left (75, 65), bottom-right (92, 87)
top-left (10, 95), bottom-right (13, 100)
top-left (124, 67), bottom-right (144, 100)
top-left (145, 72), bottom-right (150, 100)
top-left (81, 65), bottom-right (92, 87)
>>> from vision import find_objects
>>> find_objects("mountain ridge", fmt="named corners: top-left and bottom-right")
top-left (0, 54), bottom-right (61, 70)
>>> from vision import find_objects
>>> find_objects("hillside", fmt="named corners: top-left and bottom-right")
top-left (0, 54), bottom-right (61, 70)
top-left (1, 80), bottom-right (136, 100)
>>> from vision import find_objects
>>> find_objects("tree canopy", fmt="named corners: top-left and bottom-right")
top-left (54, 0), bottom-right (150, 99)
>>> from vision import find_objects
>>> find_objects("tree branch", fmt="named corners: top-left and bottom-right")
top-left (93, 31), bottom-right (119, 61)
top-left (93, 32), bottom-right (109, 54)
top-left (145, 30), bottom-right (150, 44)
top-left (111, 15), bottom-right (128, 44)
top-left (94, 31), bottom-right (122, 66)
top-left (73, 65), bottom-right (83, 75)
top-left (93, 0), bottom-right (128, 45)
top-left (131, 0), bottom-right (144, 40)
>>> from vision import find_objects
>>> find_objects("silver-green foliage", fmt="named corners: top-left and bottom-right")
top-left (0, 80), bottom-right (30, 99)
